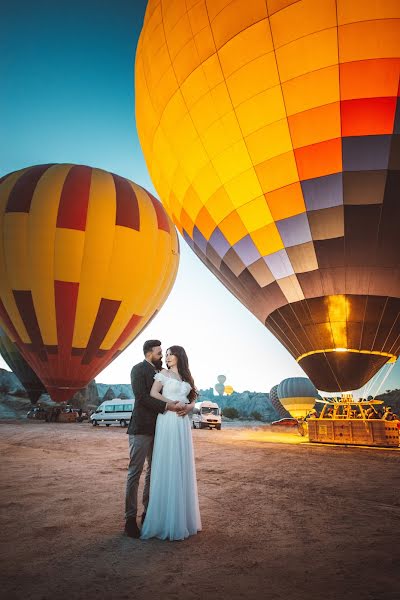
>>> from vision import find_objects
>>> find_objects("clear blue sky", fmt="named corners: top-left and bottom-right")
top-left (1, 0), bottom-right (399, 395)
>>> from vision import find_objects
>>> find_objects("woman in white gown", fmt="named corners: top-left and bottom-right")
top-left (140, 345), bottom-right (202, 541)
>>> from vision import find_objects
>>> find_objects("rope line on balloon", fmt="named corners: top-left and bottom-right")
top-left (371, 361), bottom-right (396, 400)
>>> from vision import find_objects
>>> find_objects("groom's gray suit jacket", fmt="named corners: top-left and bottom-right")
top-left (127, 360), bottom-right (165, 436)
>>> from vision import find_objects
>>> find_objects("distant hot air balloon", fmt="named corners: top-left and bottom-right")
top-left (214, 383), bottom-right (225, 396)
top-left (217, 375), bottom-right (226, 384)
top-left (276, 377), bottom-right (318, 419)
top-left (0, 164), bottom-right (179, 402)
top-left (0, 326), bottom-right (46, 404)
top-left (269, 384), bottom-right (291, 420)
top-left (135, 0), bottom-right (400, 392)
top-left (224, 385), bottom-right (234, 395)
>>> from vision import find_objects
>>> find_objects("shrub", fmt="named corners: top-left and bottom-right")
top-left (222, 407), bottom-right (239, 419)
top-left (250, 411), bottom-right (263, 421)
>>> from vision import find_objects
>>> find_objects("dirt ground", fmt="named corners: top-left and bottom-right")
top-left (0, 421), bottom-right (399, 600)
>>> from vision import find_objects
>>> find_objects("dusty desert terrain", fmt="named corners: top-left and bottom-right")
top-left (0, 421), bottom-right (399, 600)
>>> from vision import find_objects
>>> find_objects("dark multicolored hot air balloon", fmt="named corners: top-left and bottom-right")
top-left (276, 377), bottom-right (318, 419)
top-left (135, 0), bottom-right (400, 392)
top-left (0, 326), bottom-right (46, 404)
top-left (0, 164), bottom-right (179, 402)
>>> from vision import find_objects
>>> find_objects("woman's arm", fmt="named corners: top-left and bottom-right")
top-left (150, 378), bottom-right (169, 403)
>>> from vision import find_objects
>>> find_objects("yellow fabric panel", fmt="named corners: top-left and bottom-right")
top-left (193, 26), bottom-right (216, 63)
top-left (226, 52), bottom-right (280, 106)
top-left (225, 168), bottom-right (263, 208)
top-left (338, 19), bottom-right (400, 63)
top-left (218, 210), bottom-right (248, 245)
top-left (0, 169), bottom-right (31, 343)
top-left (218, 19), bottom-right (273, 79)
top-left (209, 81), bottom-right (234, 118)
top-left (72, 169), bottom-right (116, 348)
top-left (237, 196), bottom-right (274, 231)
top-left (275, 27), bottom-right (338, 82)
top-left (191, 162), bottom-right (221, 202)
top-left (181, 66), bottom-right (210, 108)
top-left (205, 187), bottom-right (235, 224)
top-left (212, 139), bottom-right (252, 183)
top-left (166, 13), bottom-right (192, 60)
top-left (255, 151), bottom-right (299, 193)
top-left (30, 164), bottom-right (71, 345)
top-left (163, 0), bottom-right (187, 36)
top-left (201, 110), bottom-right (243, 159)
top-left (245, 118), bottom-right (293, 164)
top-left (190, 91), bottom-right (220, 132)
top-left (152, 66), bottom-right (178, 117)
top-left (210, 0), bottom-right (267, 50)
top-left (173, 38), bottom-right (201, 84)
top-left (170, 168), bottom-right (190, 206)
top-left (337, 0), bottom-right (400, 25)
top-left (251, 222), bottom-right (284, 256)
top-left (3, 213), bottom-right (30, 290)
top-left (179, 137), bottom-right (209, 182)
top-left (235, 85), bottom-right (287, 137)
top-left (270, 0), bottom-right (337, 48)
top-left (282, 65), bottom-right (340, 115)
top-left (54, 229), bottom-right (85, 283)
top-left (201, 53), bottom-right (225, 88)
top-left (160, 88), bottom-right (188, 133)
top-left (277, 275), bottom-right (305, 303)
top-left (183, 186), bottom-right (204, 221)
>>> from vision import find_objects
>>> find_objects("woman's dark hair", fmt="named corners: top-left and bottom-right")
top-left (143, 339), bottom-right (161, 355)
top-left (167, 345), bottom-right (198, 402)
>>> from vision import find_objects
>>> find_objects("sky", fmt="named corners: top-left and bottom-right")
top-left (1, 0), bottom-right (399, 396)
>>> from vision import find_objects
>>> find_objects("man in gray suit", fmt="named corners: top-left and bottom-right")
top-left (125, 339), bottom-right (178, 538)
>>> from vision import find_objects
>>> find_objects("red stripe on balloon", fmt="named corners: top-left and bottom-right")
top-left (13, 290), bottom-right (47, 361)
top-left (113, 173), bottom-right (140, 230)
top-left (109, 313), bottom-right (142, 354)
top-left (54, 281), bottom-right (79, 360)
top-left (341, 97), bottom-right (397, 137)
top-left (146, 191), bottom-right (170, 233)
top-left (6, 164), bottom-right (54, 213)
top-left (57, 165), bottom-right (92, 230)
top-left (81, 298), bottom-right (121, 365)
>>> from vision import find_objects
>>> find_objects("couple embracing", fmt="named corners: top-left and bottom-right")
top-left (125, 339), bottom-right (202, 541)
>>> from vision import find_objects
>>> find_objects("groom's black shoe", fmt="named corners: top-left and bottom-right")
top-left (125, 518), bottom-right (140, 538)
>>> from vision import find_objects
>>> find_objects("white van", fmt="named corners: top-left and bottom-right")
top-left (192, 400), bottom-right (222, 430)
top-left (90, 398), bottom-right (134, 427)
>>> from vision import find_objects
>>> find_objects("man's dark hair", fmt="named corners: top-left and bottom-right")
top-left (143, 339), bottom-right (161, 356)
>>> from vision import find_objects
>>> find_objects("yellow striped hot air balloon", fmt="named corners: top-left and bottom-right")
top-left (135, 0), bottom-right (400, 392)
top-left (0, 164), bottom-right (179, 402)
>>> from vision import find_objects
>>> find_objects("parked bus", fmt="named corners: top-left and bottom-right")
top-left (192, 400), bottom-right (221, 430)
top-left (90, 398), bottom-right (134, 427)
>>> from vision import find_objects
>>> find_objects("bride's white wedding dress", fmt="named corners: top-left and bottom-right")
top-left (140, 371), bottom-right (202, 541)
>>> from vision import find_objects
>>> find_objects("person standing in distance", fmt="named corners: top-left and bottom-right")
top-left (125, 340), bottom-right (178, 538)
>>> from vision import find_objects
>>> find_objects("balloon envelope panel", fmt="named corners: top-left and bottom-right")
top-left (0, 165), bottom-right (179, 402)
top-left (135, 0), bottom-right (400, 392)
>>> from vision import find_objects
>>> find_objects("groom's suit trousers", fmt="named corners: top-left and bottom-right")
top-left (125, 434), bottom-right (154, 520)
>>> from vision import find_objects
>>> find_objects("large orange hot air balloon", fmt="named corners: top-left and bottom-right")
top-left (0, 164), bottom-right (179, 402)
top-left (135, 0), bottom-right (400, 392)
